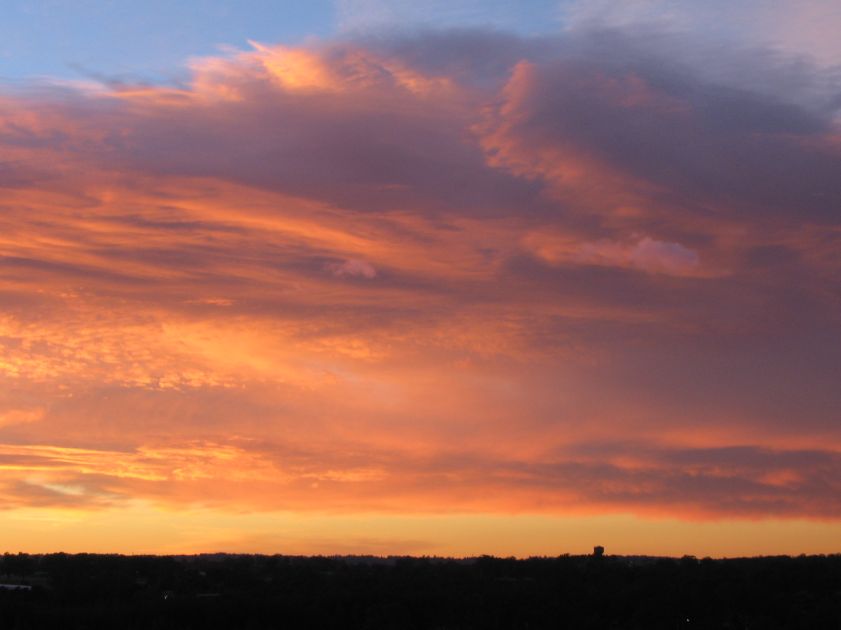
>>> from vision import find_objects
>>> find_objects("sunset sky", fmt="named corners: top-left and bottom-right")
top-left (1, 0), bottom-right (840, 557)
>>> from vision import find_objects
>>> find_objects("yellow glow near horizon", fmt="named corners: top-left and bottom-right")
top-left (1, 503), bottom-right (838, 558)
top-left (0, 38), bottom-right (840, 556)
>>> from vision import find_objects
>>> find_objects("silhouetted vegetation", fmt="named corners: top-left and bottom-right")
top-left (0, 552), bottom-right (839, 628)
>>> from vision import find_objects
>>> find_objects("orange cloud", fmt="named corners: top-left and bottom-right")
top-left (0, 32), bottom-right (840, 554)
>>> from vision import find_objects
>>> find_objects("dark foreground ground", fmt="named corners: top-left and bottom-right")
top-left (0, 552), bottom-right (839, 629)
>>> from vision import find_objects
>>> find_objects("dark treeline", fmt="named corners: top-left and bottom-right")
top-left (0, 552), bottom-right (839, 629)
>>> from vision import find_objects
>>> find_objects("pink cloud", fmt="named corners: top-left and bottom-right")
top-left (627, 237), bottom-right (700, 275)
top-left (0, 30), bottom-right (839, 539)
top-left (526, 233), bottom-right (701, 276)
top-left (327, 258), bottom-right (378, 279)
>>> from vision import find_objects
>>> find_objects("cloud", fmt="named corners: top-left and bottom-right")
top-left (0, 436), bottom-right (838, 518)
top-left (0, 408), bottom-right (44, 428)
top-left (0, 27), bottom-right (839, 536)
top-left (336, 0), bottom-right (561, 36)
top-left (477, 49), bottom-right (841, 227)
top-left (327, 258), bottom-right (377, 278)
top-left (628, 237), bottom-right (700, 275)
top-left (561, 0), bottom-right (841, 67)
top-left (524, 233), bottom-right (701, 276)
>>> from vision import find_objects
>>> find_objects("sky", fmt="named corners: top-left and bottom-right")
top-left (0, 1), bottom-right (840, 557)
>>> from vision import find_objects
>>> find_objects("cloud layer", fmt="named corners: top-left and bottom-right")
top-left (1, 26), bottom-right (841, 545)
